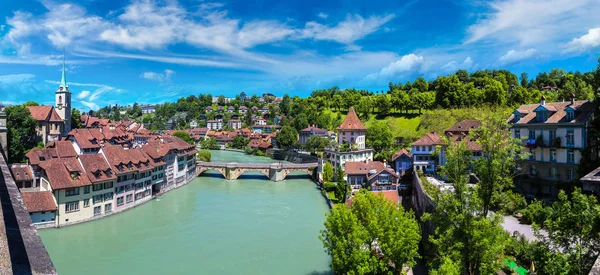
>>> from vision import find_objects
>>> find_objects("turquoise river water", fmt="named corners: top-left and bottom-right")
top-left (39, 150), bottom-right (332, 275)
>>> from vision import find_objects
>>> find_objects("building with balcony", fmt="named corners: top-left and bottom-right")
top-left (411, 132), bottom-right (442, 173)
top-left (299, 126), bottom-right (330, 144)
top-left (228, 119), bottom-right (242, 130)
top-left (509, 96), bottom-right (595, 197)
top-left (207, 120), bottom-right (223, 131)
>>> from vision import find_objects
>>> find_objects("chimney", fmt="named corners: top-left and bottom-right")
top-left (540, 95), bottom-right (546, 106)
top-left (571, 93), bottom-right (575, 105)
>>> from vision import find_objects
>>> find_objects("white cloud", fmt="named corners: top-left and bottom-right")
top-left (300, 14), bottom-right (395, 47)
top-left (564, 27), bottom-right (600, 52)
top-left (442, 57), bottom-right (474, 72)
top-left (466, 0), bottom-right (599, 46)
top-left (379, 54), bottom-right (425, 77)
top-left (317, 12), bottom-right (328, 19)
top-left (80, 101), bottom-right (100, 110)
top-left (77, 90), bottom-right (90, 99)
top-left (498, 48), bottom-right (537, 64)
top-left (237, 21), bottom-right (295, 48)
top-left (141, 69), bottom-right (175, 82)
top-left (0, 73), bottom-right (35, 83)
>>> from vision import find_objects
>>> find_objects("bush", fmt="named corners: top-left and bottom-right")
top-left (256, 150), bottom-right (265, 157)
top-left (492, 190), bottom-right (527, 215)
top-left (197, 150), bottom-right (211, 162)
top-left (521, 200), bottom-right (552, 226)
top-left (323, 181), bottom-right (337, 192)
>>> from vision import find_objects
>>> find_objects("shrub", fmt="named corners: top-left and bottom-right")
top-left (256, 150), bottom-right (265, 157)
top-left (521, 200), bottom-right (552, 226)
top-left (492, 190), bottom-right (527, 215)
top-left (197, 150), bottom-right (211, 162)
top-left (323, 181), bottom-right (337, 192)
top-left (244, 146), bottom-right (254, 155)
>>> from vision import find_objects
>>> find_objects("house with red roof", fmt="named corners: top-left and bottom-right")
top-left (510, 96), bottom-right (596, 197)
top-left (27, 106), bottom-right (64, 145)
top-left (391, 149), bottom-right (412, 176)
top-left (299, 125), bottom-right (330, 145)
top-left (322, 107), bottom-right (374, 176)
top-left (344, 160), bottom-right (399, 191)
top-left (21, 191), bottom-right (57, 225)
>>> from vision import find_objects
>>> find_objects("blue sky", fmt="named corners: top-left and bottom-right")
top-left (0, 0), bottom-right (599, 111)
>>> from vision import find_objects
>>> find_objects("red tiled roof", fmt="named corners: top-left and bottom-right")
top-left (346, 190), bottom-right (400, 207)
top-left (21, 191), bottom-right (57, 212)
top-left (444, 120), bottom-right (481, 134)
top-left (509, 100), bottom-right (595, 125)
top-left (412, 133), bottom-right (442, 146)
top-left (26, 106), bottom-right (63, 122)
top-left (47, 140), bottom-right (77, 158)
top-left (391, 149), bottom-right (411, 162)
top-left (79, 154), bottom-right (116, 183)
top-left (337, 107), bottom-right (366, 130)
top-left (344, 161), bottom-right (398, 179)
top-left (67, 129), bottom-right (103, 149)
top-left (248, 139), bottom-right (261, 148)
top-left (39, 158), bottom-right (91, 189)
top-left (26, 148), bottom-right (58, 165)
top-left (10, 165), bottom-right (33, 181)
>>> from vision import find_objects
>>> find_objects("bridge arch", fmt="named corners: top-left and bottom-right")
top-left (197, 167), bottom-right (227, 179)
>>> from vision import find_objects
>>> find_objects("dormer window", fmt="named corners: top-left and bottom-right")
top-left (513, 111), bottom-right (521, 123)
top-left (536, 111), bottom-right (549, 122)
top-left (566, 110), bottom-right (574, 121)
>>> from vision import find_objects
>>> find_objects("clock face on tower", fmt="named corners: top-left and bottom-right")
top-left (57, 104), bottom-right (63, 110)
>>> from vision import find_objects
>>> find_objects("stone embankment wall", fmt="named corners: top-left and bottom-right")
top-left (0, 148), bottom-right (56, 274)
top-left (268, 149), bottom-right (318, 164)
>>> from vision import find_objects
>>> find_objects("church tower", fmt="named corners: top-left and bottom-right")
top-left (55, 55), bottom-right (71, 135)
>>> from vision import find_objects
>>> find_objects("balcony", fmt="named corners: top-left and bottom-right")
top-left (528, 137), bottom-right (563, 148)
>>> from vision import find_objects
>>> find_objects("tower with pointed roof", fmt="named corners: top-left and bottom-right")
top-left (55, 54), bottom-right (72, 135)
top-left (337, 107), bottom-right (367, 149)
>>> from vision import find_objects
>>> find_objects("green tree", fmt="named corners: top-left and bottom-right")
top-left (520, 72), bottom-right (529, 87)
top-left (5, 105), bottom-right (38, 163)
top-left (540, 188), bottom-right (600, 275)
top-left (320, 190), bottom-right (421, 275)
top-left (275, 126), bottom-right (298, 149)
top-left (292, 113), bottom-right (309, 132)
top-left (483, 77), bottom-right (507, 106)
top-left (200, 137), bottom-right (218, 149)
top-left (474, 113), bottom-right (526, 217)
top-left (232, 135), bottom-right (248, 149)
top-left (173, 131), bottom-right (194, 145)
top-left (424, 140), bottom-right (508, 275)
top-left (304, 136), bottom-right (331, 153)
top-left (196, 150), bottom-right (212, 162)
top-left (22, 101), bottom-right (39, 107)
top-left (366, 121), bottom-right (393, 154)
top-left (323, 162), bottom-right (334, 182)
top-left (336, 166), bottom-right (347, 203)
top-left (435, 75), bottom-right (468, 108)
top-left (71, 108), bottom-right (83, 129)
top-left (377, 94), bottom-right (391, 116)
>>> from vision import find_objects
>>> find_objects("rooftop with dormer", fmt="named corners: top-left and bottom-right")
top-left (509, 96), bottom-right (595, 125)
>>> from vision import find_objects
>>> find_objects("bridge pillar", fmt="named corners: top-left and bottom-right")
top-left (269, 164), bottom-right (284, 182)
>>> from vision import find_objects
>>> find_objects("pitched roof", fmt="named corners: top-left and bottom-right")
top-left (300, 126), bottom-right (328, 134)
top-left (337, 107), bottom-right (366, 130)
top-left (412, 133), bottom-right (442, 146)
top-left (26, 148), bottom-right (58, 165)
top-left (26, 106), bottom-right (63, 122)
top-left (67, 129), bottom-right (103, 149)
top-left (39, 158), bottom-right (92, 189)
top-left (79, 154), bottom-right (116, 183)
top-left (21, 191), bottom-right (57, 213)
top-left (445, 120), bottom-right (481, 134)
top-left (391, 149), bottom-right (411, 162)
top-left (509, 100), bottom-right (595, 125)
top-left (47, 141), bottom-right (77, 158)
top-left (344, 161), bottom-right (398, 179)
top-left (10, 164), bottom-right (33, 181)
top-left (346, 190), bottom-right (400, 207)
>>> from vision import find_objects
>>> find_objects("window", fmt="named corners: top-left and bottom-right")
top-left (126, 194), bottom-right (133, 203)
top-left (136, 182), bottom-right (143, 189)
top-left (83, 199), bottom-right (90, 208)
top-left (105, 203), bottom-right (112, 214)
top-left (65, 201), bottom-right (79, 213)
top-left (104, 192), bottom-right (113, 201)
top-left (117, 197), bottom-right (124, 206)
top-left (530, 165), bottom-right (537, 176)
top-left (65, 188), bottom-right (79, 197)
top-left (568, 169), bottom-right (574, 181)
top-left (529, 148), bottom-right (535, 160)
top-left (567, 150), bottom-right (575, 163)
top-left (528, 130), bottom-right (535, 140)
top-left (566, 111), bottom-right (574, 121)
top-left (549, 130), bottom-right (556, 142)
top-left (550, 149), bottom-right (556, 162)
top-left (93, 206), bottom-right (101, 216)
top-left (514, 129), bottom-right (520, 139)
top-left (93, 194), bottom-right (103, 204)
top-left (104, 181), bottom-right (113, 189)
top-left (84, 186), bottom-right (90, 194)
top-left (93, 183), bottom-right (103, 192)
top-left (566, 130), bottom-right (574, 145)
top-left (549, 167), bottom-right (557, 178)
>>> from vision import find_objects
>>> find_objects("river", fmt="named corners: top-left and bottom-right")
top-left (39, 150), bottom-right (332, 275)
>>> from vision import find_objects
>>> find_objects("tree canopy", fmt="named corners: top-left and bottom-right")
top-left (5, 105), bottom-right (37, 163)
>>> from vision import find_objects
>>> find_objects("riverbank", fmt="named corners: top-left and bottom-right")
top-left (39, 150), bottom-right (332, 275)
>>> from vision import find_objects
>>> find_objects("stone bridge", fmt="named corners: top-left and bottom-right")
top-left (196, 162), bottom-right (318, 182)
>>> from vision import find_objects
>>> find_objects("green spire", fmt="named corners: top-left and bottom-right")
top-left (59, 52), bottom-right (68, 92)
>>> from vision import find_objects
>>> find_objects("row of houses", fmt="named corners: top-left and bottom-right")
top-left (187, 127), bottom-right (275, 150)
top-left (395, 96), bottom-right (600, 199)
top-left (10, 134), bottom-right (197, 228)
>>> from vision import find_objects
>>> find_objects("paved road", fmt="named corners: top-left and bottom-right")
top-left (501, 215), bottom-right (546, 242)
top-left (196, 162), bottom-right (318, 169)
